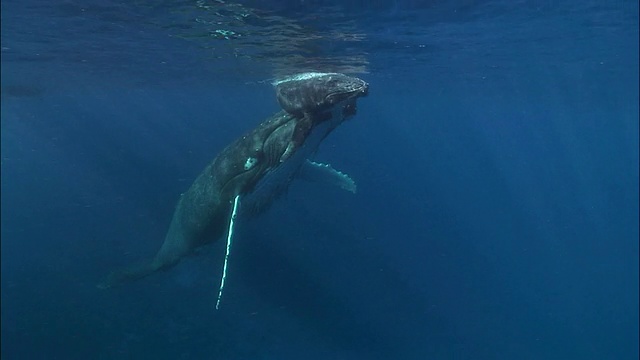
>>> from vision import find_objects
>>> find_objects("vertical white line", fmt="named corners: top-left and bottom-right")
top-left (216, 195), bottom-right (240, 310)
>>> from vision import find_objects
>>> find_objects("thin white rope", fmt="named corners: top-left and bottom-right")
top-left (216, 195), bottom-right (240, 310)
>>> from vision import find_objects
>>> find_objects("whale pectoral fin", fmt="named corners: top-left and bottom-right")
top-left (216, 194), bottom-right (241, 310)
top-left (298, 160), bottom-right (357, 193)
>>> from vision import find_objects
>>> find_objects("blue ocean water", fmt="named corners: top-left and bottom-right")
top-left (1, 0), bottom-right (638, 359)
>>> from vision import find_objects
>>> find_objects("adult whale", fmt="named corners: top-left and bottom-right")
top-left (99, 72), bottom-right (369, 295)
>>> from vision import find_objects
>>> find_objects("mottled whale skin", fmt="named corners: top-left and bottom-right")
top-left (100, 73), bottom-right (368, 288)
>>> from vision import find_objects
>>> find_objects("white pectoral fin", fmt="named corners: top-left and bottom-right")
top-left (216, 195), bottom-right (241, 310)
top-left (298, 160), bottom-right (357, 193)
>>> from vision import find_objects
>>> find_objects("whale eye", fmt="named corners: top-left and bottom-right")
top-left (244, 157), bottom-right (258, 170)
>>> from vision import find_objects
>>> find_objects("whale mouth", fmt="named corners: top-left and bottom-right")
top-left (326, 81), bottom-right (369, 103)
top-left (336, 82), bottom-right (367, 119)
top-left (344, 82), bottom-right (367, 116)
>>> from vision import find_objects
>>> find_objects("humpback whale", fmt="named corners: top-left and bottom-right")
top-left (99, 73), bottom-right (369, 301)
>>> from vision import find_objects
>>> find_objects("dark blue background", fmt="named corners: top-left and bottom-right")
top-left (2, 0), bottom-right (638, 359)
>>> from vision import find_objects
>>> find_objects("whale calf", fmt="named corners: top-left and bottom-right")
top-left (99, 72), bottom-right (369, 297)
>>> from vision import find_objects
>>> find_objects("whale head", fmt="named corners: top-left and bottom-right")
top-left (273, 72), bottom-right (369, 118)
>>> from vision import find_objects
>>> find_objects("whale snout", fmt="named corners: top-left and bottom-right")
top-left (357, 81), bottom-right (369, 97)
top-left (361, 82), bottom-right (369, 96)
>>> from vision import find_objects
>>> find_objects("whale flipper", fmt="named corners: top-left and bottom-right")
top-left (298, 160), bottom-right (357, 193)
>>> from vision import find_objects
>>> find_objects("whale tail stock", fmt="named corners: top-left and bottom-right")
top-left (97, 260), bottom-right (163, 289)
top-left (98, 216), bottom-right (195, 289)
